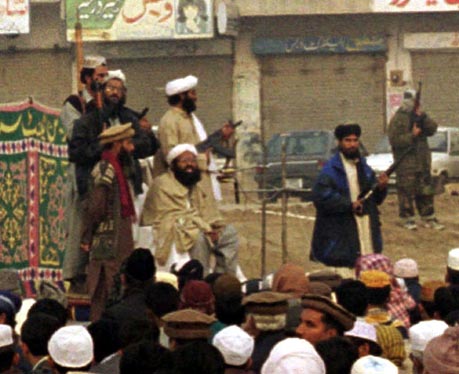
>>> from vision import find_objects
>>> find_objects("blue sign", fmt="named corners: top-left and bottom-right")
top-left (252, 36), bottom-right (387, 55)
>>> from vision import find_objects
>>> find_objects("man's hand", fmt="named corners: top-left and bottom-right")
top-left (139, 116), bottom-right (153, 133)
top-left (80, 243), bottom-right (90, 252)
top-left (412, 123), bottom-right (422, 137)
top-left (352, 199), bottom-right (364, 215)
top-left (206, 230), bottom-right (220, 245)
top-left (377, 172), bottom-right (389, 190)
top-left (221, 122), bottom-right (235, 140)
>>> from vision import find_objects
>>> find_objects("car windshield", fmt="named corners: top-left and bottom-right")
top-left (374, 131), bottom-right (447, 154)
top-left (267, 132), bottom-right (329, 157)
top-left (428, 131), bottom-right (447, 152)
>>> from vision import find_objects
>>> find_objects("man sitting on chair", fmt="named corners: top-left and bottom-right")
top-left (144, 144), bottom-right (239, 274)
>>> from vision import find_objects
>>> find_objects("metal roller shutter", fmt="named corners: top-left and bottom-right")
top-left (109, 56), bottom-right (233, 133)
top-left (0, 51), bottom-right (72, 108)
top-left (260, 54), bottom-right (386, 151)
top-left (412, 52), bottom-right (459, 128)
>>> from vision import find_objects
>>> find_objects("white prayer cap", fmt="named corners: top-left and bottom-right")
top-left (104, 69), bottom-right (126, 84)
top-left (393, 258), bottom-right (418, 278)
top-left (165, 75), bottom-right (198, 96)
top-left (212, 325), bottom-right (254, 366)
top-left (48, 326), bottom-right (94, 368)
top-left (351, 355), bottom-right (398, 374)
top-left (166, 144), bottom-right (198, 165)
top-left (403, 88), bottom-right (417, 99)
top-left (409, 320), bottom-right (448, 353)
top-left (448, 248), bottom-right (459, 270)
top-left (261, 338), bottom-right (325, 374)
top-left (0, 325), bottom-right (14, 348)
top-left (82, 55), bottom-right (106, 69)
top-left (344, 320), bottom-right (378, 344)
top-left (155, 271), bottom-right (178, 290)
top-left (15, 298), bottom-right (36, 335)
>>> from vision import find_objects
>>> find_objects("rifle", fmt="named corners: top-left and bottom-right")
top-left (195, 120), bottom-right (242, 158)
top-left (358, 145), bottom-right (414, 202)
top-left (410, 81), bottom-right (423, 130)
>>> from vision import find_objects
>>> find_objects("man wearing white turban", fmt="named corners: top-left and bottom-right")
top-left (146, 144), bottom-right (239, 274)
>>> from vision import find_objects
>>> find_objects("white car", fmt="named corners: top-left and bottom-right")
top-left (366, 127), bottom-right (459, 187)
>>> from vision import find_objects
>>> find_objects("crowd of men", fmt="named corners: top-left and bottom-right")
top-left (0, 50), bottom-right (453, 373)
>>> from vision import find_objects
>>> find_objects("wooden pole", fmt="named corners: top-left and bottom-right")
top-left (281, 135), bottom-right (288, 264)
top-left (75, 7), bottom-right (84, 94)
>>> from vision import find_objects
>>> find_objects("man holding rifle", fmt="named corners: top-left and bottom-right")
top-left (311, 124), bottom-right (389, 274)
top-left (388, 87), bottom-right (444, 231)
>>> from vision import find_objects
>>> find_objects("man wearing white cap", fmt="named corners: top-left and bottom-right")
top-left (48, 326), bottom-right (94, 373)
top-left (68, 70), bottom-right (158, 293)
top-left (350, 355), bottom-right (397, 374)
top-left (148, 74), bottom-right (233, 202)
top-left (446, 248), bottom-right (459, 286)
top-left (146, 144), bottom-right (239, 274)
top-left (0, 324), bottom-right (20, 373)
top-left (61, 55), bottom-right (108, 293)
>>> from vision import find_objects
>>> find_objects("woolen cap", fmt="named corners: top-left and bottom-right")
top-left (301, 294), bottom-right (356, 331)
top-left (48, 326), bottom-right (94, 368)
top-left (448, 248), bottom-right (459, 271)
top-left (424, 325), bottom-right (459, 374)
top-left (99, 123), bottom-right (134, 145)
top-left (308, 270), bottom-right (342, 290)
top-left (393, 258), bottom-right (418, 278)
top-left (0, 325), bottom-right (14, 348)
top-left (242, 291), bottom-right (291, 315)
top-left (162, 309), bottom-right (216, 340)
top-left (409, 320), bottom-right (448, 352)
top-left (351, 355), bottom-right (397, 374)
top-left (261, 338), bottom-right (325, 374)
top-left (212, 325), bottom-right (254, 366)
top-left (165, 75), bottom-right (198, 96)
top-left (213, 273), bottom-right (241, 299)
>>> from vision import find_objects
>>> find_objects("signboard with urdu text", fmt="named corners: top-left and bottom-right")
top-left (373, 0), bottom-right (459, 12)
top-left (0, 0), bottom-right (29, 34)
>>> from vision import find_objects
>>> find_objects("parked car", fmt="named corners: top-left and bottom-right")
top-left (254, 130), bottom-right (368, 201)
top-left (366, 126), bottom-right (459, 188)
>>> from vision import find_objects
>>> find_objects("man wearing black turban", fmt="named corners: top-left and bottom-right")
top-left (310, 124), bottom-right (389, 271)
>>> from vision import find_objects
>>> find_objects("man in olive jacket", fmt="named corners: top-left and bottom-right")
top-left (388, 89), bottom-right (444, 230)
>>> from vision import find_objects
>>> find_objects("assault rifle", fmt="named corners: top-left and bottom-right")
top-left (410, 81), bottom-right (423, 130)
top-left (196, 120), bottom-right (242, 158)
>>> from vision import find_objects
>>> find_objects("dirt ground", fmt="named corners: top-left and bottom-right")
top-left (219, 182), bottom-right (459, 282)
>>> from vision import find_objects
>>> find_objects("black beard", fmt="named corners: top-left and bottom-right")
top-left (341, 148), bottom-right (361, 160)
top-left (173, 167), bottom-right (201, 187)
top-left (103, 96), bottom-right (125, 116)
top-left (182, 97), bottom-right (197, 114)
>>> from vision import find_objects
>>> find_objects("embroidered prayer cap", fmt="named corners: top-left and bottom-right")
top-left (212, 325), bottom-right (254, 367)
top-left (261, 338), bottom-right (325, 374)
top-left (0, 325), bottom-right (14, 349)
top-left (424, 325), bottom-right (459, 374)
top-left (447, 248), bottom-right (459, 271)
top-left (166, 143), bottom-right (198, 165)
top-left (48, 326), bottom-right (94, 368)
top-left (409, 320), bottom-right (448, 353)
top-left (162, 308), bottom-right (216, 340)
top-left (334, 123), bottom-right (361, 140)
top-left (351, 355), bottom-right (397, 374)
top-left (344, 320), bottom-right (378, 344)
top-left (420, 279), bottom-right (446, 302)
top-left (393, 258), bottom-right (418, 278)
top-left (98, 123), bottom-right (134, 145)
top-left (359, 270), bottom-right (391, 289)
top-left (82, 55), bottom-right (106, 69)
top-left (165, 75), bottom-right (198, 96)
top-left (355, 254), bottom-right (394, 278)
top-left (301, 294), bottom-right (356, 331)
top-left (242, 291), bottom-right (291, 315)
top-left (104, 69), bottom-right (126, 84)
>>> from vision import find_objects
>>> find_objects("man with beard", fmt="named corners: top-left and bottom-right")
top-left (388, 88), bottom-right (443, 230)
top-left (68, 70), bottom-right (158, 294)
top-left (147, 144), bottom-right (239, 274)
top-left (80, 123), bottom-right (137, 321)
top-left (61, 55), bottom-right (108, 293)
top-left (310, 124), bottom-right (389, 274)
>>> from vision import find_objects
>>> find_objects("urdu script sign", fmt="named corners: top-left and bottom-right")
top-left (373, 0), bottom-right (459, 12)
